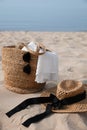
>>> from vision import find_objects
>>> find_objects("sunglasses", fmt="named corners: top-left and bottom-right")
top-left (23, 52), bottom-right (31, 74)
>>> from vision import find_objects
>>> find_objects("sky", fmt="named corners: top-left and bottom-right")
top-left (0, 0), bottom-right (87, 31)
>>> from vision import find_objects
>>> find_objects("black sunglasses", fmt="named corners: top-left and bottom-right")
top-left (23, 52), bottom-right (31, 74)
top-left (23, 52), bottom-right (31, 62)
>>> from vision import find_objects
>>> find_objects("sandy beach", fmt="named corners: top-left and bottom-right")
top-left (0, 32), bottom-right (87, 82)
top-left (0, 32), bottom-right (87, 130)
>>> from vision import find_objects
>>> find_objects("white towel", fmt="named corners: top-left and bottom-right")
top-left (27, 41), bottom-right (37, 52)
top-left (35, 51), bottom-right (58, 83)
top-left (22, 41), bottom-right (58, 83)
top-left (22, 41), bottom-right (37, 52)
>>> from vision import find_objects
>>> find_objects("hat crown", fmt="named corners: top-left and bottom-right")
top-left (56, 80), bottom-right (84, 100)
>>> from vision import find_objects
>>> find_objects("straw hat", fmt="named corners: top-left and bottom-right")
top-left (41, 80), bottom-right (87, 113)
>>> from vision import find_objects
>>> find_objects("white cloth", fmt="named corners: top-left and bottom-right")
top-left (22, 41), bottom-right (58, 83)
top-left (22, 41), bottom-right (44, 53)
top-left (27, 41), bottom-right (37, 52)
top-left (22, 41), bottom-right (37, 52)
top-left (35, 51), bottom-right (58, 83)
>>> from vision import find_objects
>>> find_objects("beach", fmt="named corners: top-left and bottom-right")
top-left (0, 32), bottom-right (87, 82)
top-left (0, 32), bottom-right (87, 130)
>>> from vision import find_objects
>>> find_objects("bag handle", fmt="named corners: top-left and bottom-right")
top-left (18, 42), bottom-right (52, 55)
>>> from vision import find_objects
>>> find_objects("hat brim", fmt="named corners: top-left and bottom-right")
top-left (41, 84), bottom-right (87, 113)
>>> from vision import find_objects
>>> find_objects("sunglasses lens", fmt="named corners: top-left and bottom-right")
top-left (23, 52), bottom-right (31, 62)
top-left (23, 64), bottom-right (31, 74)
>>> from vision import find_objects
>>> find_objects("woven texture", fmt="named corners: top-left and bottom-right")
top-left (56, 80), bottom-right (84, 100)
top-left (2, 46), bottom-right (45, 94)
top-left (41, 81), bottom-right (87, 112)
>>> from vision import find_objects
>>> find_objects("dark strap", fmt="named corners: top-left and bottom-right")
top-left (22, 91), bottom-right (86, 127)
top-left (6, 91), bottom-right (86, 127)
top-left (61, 91), bottom-right (86, 106)
top-left (22, 104), bottom-right (53, 127)
top-left (6, 94), bottom-right (55, 117)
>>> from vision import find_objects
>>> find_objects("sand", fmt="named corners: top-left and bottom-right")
top-left (0, 31), bottom-right (87, 130)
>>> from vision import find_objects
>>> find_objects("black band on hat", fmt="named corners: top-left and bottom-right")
top-left (22, 91), bottom-right (86, 127)
top-left (22, 104), bottom-right (53, 127)
top-left (61, 91), bottom-right (86, 106)
top-left (6, 94), bottom-right (54, 117)
top-left (6, 91), bottom-right (86, 127)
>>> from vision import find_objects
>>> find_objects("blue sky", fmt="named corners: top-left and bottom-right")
top-left (0, 0), bottom-right (87, 31)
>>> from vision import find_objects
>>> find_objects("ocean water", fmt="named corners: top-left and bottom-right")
top-left (0, 0), bottom-right (87, 31)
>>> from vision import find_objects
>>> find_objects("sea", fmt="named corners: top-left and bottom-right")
top-left (0, 0), bottom-right (87, 31)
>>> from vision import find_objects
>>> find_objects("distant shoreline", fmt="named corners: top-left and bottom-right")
top-left (0, 30), bottom-right (87, 32)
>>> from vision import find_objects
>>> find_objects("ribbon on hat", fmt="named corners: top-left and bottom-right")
top-left (6, 91), bottom-right (86, 127)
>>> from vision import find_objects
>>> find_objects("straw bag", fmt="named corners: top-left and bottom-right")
top-left (2, 43), bottom-right (46, 94)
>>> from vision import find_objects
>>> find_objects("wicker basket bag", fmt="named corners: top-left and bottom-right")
top-left (2, 44), bottom-right (46, 94)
